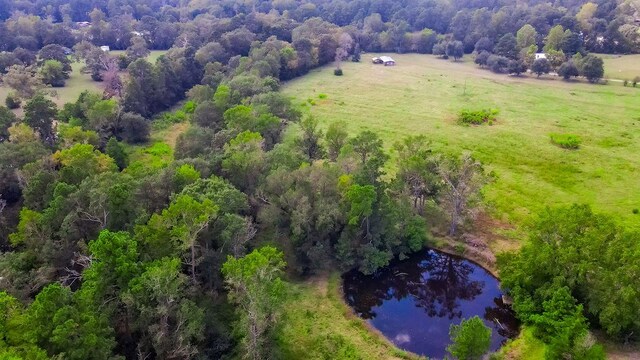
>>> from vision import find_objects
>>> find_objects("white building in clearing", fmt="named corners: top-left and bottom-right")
top-left (379, 56), bottom-right (396, 66)
top-left (535, 53), bottom-right (547, 60)
top-left (100, 45), bottom-right (110, 52)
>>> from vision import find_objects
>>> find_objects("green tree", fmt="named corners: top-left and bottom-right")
top-left (86, 99), bottom-right (119, 139)
top-left (23, 94), bottom-right (57, 145)
top-left (222, 131), bottom-right (266, 192)
top-left (494, 33), bottom-right (518, 59)
top-left (498, 205), bottom-right (640, 341)
top-left (37, 44), bottom-right (71, 75)
top-left (446, 40), bottom-right (464, 61)
top-left (295, 115), bottom-right (325, 160)
top-left (393, 135), bottom-right (439, 214)
top-left (325, 120), bottom-right (348, 161)
top-left (40, 60), bottom-right (66, 87)
top-left (140, 194), bottom-right (217, 283)
top-left (125, 36), bottom-right (150, 63)
top-left (52, 143), bottom-right (117, 184)
top-left (437, 152), bottom-right (487, 236)
top-left (516, 24), bottom-right (538, 50)
top-left (544, 25), bottom-right (565, 52)
top-left (348, 130), bottom-right (388, 185)
top-left (105, 137), bottom-right (128, 170)
top-left (580, 54), bottom-right (604, 83)
top-left (125, 258), bottom-right (205, 359)
top-left (24, 283), bottom-right (117, 359)
top-left (531, 58), bottom-right (551, 77)
top-left (222, 246), bottom-right (286, 360)
top-left (344, 184), bottom-right (377, 237)
top-left (447, 316), bottom-right (491, 360)
top-left (0, 105), bottom-right (17, 142)
top-left (558, 61), bottom-right (579, 80)
top-left (2, 65), bottom-right (41, 99)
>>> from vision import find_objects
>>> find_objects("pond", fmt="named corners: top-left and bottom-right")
top-left (342, 248), bottom-right (519, 359)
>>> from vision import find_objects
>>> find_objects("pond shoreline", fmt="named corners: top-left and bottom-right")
top-left (338, 243), bottom-right (517, 359)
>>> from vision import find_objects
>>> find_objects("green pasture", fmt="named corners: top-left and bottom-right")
top-left (283, 54), bottom-right (640, 229)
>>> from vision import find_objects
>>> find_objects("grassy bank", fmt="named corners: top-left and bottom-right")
top-left (282, 54), bottom-right (640, 230)
top-left (274, 273), bottom-right (422, 360)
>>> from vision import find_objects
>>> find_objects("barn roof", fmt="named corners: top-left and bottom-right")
top-left (380, 56), bottom-right (395, 62)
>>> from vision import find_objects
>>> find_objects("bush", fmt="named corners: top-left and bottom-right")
top-left (550, 133), bottom-right (582, 149)
top-left (334, 68), bottom-right (343, 76)
top-left (633, 76), bottom-right (639, 87)
top-left (487, 55), bottom-right (509, 73)
top-left (558, 61), bottom-right (579, 80)
top-left (182, 100), bottom-right (197, 114)
top-left (623, 80), bottom-right (629, 87)
top-left (318, 93), bottom-right (327, 99)
top-left (458, 109), bottom-right (499, 125)
top-left (474, 51), bottom-right (490, 67)
top-left (5, 93), bottom-right (21, 109)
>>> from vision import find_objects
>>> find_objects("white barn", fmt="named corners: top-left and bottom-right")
top-left (535, 53), bottom-right (547, 60)
top-left (379, 56), bottom-right (396, 66)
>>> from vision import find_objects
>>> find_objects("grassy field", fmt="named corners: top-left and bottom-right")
top-left (597, 53), bottom-right (640, 81)
top-left (283, 54), bottom-right (640, 230)
top-left (0, 61), bottom-right (102, 109)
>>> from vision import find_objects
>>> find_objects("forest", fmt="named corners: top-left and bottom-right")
top-left (1, 0), bottom-right (640, 359)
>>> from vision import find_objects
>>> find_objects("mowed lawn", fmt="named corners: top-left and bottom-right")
top-left (282, 54), bottom-right (640, 229)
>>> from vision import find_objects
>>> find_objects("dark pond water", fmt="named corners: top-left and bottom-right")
top-left (342, 248), bottom-right (519, 359)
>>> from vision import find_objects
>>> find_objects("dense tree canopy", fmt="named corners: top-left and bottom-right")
top-left (0, 0), bottom-right (637, 358)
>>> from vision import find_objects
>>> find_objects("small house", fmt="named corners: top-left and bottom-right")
top-left (380, 56), bottom-right (396, 66)
top-left (372, 57), bottom-right (383, 64)
top-left (100, 45), bottom-right (110, 52)
top-left (535, 53), bottom-right (547, 60)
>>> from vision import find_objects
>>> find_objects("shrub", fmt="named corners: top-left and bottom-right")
top-left (633, 76), bottom-right (640, 87)
top-left (334, 68), bottom-right (343, 76)
top-left (182, 100), bottom-right (197, 113)
top-left (318, 93), bottom-right (327, 99)
top-left (623, 80), bottom-right (629, 87)
top-left (458, 109), bottom-right (499, 125)
top-left (5, 93), bottom-right (21, 109)
top-left (487, 55), bottom-right (509, 73)
top-left (550, 133), bottom-right (582, 149)
top-left (474, 51), bottom-right (490, 67)
top-left (632, 208), bottom-right (638, 214)
top-left (558, 61), bottom-right (579, 80)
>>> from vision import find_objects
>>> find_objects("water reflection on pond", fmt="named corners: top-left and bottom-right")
top-left (342, 248), bottom-right (519, 359)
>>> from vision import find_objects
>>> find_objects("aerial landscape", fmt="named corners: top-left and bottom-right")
top-left (0, 0), bottom-right (639, 359)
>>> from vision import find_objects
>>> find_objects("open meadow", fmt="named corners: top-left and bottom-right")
top-left (598, 53), bottom-right (640, 81)
top-left (283, 54), bottom-right (640, 230)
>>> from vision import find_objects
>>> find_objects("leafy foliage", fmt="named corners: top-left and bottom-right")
top-left (447, 316), bottom-right (491, 360)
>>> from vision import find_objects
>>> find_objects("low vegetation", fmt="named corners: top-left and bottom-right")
top-left (458, 108), bottom-right (498, 125)
top-left (550, 133), bottom-right (582, 149)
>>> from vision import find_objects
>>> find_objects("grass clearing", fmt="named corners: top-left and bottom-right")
top-left (0, 61), bottom-right (102, 110)
top-left (1, 50), bottom-right (169, 110)
top-left (596, 53), bottom-right (640, 81)
top-left (274, 273), bottom-right (422, 360)
top-left (282, 54), bottom-right (640, 230)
